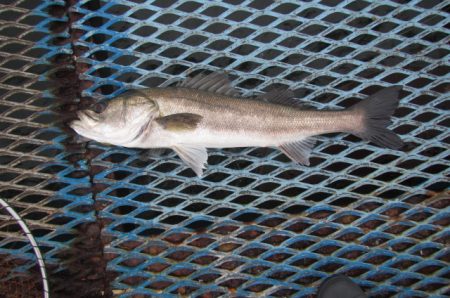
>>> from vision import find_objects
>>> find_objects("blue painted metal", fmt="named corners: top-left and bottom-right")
top-left (0, 0), bottom-right (448, 297)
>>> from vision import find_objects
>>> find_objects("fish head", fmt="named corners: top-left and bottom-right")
top-left (70, 94), bottom-right (158, 145)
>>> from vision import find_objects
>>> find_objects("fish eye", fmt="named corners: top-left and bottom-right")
top-left (92, 102), bottom-right (107, 113)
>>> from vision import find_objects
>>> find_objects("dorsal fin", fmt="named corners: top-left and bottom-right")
top-left (119, 89), bottom-right (148, 98)
top-left (178, 72), bottom-right (240, 96)
top-left (257, 89), bottom-right (295, 106)
top-left (256, 89), bottom-right (301, 107)
top-left (257, 89), bottom-right (315, 109)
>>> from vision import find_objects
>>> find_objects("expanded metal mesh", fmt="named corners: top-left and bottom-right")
top-left (0, 0), bottom-right (74, 265)
top-left (0, 0), bottom-right (449, 297)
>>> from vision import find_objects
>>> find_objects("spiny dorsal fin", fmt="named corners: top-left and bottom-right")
top-left (173, 145), bottom-right (208, 177)
top-left (178, 72), bottom-right (240, 96)
top-left (155, 113), bottom-right (202, 131)
top-left (279, 137), bottom-right (317, 166)
top-left (120, 89), bottom-right (148, 98)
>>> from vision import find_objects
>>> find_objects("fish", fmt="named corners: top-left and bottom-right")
top-left (70, 72), bottom-right (403, 176)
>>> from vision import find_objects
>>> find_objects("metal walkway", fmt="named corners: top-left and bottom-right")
top-left (0, 0), bottom-right (448, 297)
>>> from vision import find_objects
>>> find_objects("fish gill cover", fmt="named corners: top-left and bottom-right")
top-left (0, 0), bottom-right (448, 297)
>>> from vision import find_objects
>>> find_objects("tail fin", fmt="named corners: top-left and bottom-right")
top-left (351, 86), bottom-right (403, 149)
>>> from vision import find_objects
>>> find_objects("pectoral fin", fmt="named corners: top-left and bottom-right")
top-left (173, 145), bottom-right (208, 177)
top-left (155, 113), bottom-right (202, 131)
top-left (279, 137), bottom-right (317, 166)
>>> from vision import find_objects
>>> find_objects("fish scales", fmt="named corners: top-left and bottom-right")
top-left (143, 87), bottom-right (357, 145)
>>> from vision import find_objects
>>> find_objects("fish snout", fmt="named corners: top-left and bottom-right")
top-left (77, 110), bottom-right (101, 125)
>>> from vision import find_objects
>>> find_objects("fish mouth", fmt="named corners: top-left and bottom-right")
top-left (70, 110), bottom-right (101, 140)
top-left (70, 117), bottom-right (90, 138)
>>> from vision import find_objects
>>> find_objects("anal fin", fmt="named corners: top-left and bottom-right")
top-left (173, 145), bottom-right (208, 177)
top-left (139, 148), bottom-right (168, 159)
top-left (279, 137), bottom-right (317, 166)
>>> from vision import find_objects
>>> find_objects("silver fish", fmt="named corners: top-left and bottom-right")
top-left (70, 72), bottom-right (403, 176)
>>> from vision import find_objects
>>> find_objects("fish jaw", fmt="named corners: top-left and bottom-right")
top-left (77, 110), bottom-right (100, 124)
top-left (70, 109), bottom-right (116, 144)
top-left (70, 116), bottom-right (100, 143)
top-left (70, 107), bottom-right (157, 147)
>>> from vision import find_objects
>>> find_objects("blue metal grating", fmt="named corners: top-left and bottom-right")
top-left (0, 0), bottom-right (449, 297)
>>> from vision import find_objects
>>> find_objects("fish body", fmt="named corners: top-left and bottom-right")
top-left (71, 72), bottom-right (403, 176)
top-left (128, 88), bottom-right (356, 148)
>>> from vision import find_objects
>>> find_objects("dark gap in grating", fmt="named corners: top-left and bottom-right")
top-left (135, 42), bottom-right (161, 53)
top-left (370, 5), bottom-right (395, 16)
top-left (132, 193), bottom-right (159, 203)
top-left (208, 207), bottom-right (234, 217)
top-left (209, 40), bottom-right (233, 51)
top-left (278, 20), bottom-right (303, 31)
top-left (226, 10), bottom-right (252, 22)
top-left (348, 17), bottom-right (373, 28)
top-left (255, 182), bottom-right (279, 192)
top-left (206, 189), bottom-right (233, 200)
top-left (181, 185), bottom-right (207, 195)
top-left (161, 215), bottom-right (188, 225)
top-left (229, 27), bottom-right (255, 38)
top-left (177, 1), bottom-right (202, 12)
top-left (329, 46), bottom-right (355, 57)
top-left (417, 0), bottom-right (442, 9)
top-left (427, 181), bottom-right (450, 192)
top-left (154, 13), bottom-right (179, 25)
top-left (345, 0), bottom-right (371, 11)
top-left (204, 22), bottom-right (230, 34)
top-left (283, 204), bottom-right (309, 214)
top-left (180, 17), bottom-right (206, 29)
top-left (273, 3), bottom-right (298, 14)
top-left (130, 9), bottom-right (155, 20)
top-left (201, 6), bottom-right (227, 17)
top-left (0, 10), bottom-right (23, 21)
top-left (182, 35), bottom-right (208, 46)
top-left (186, 219), bottom-right (213, 230)
top-left (257, 200), bottom-right (283, 209)
top-left (323, 12), bottom-right (348, 23)
top-left (251, 15), bottom-right (276, 26)
top-left (184, 202), bottom-right (210, 212)
top-left (132, 26), bottom-right (158, 37)
top-left (326, 29), bottom-right (351, 40)
top-left (420, 14), bottom-right (446, 26)
top-left (158, 197), bottom-right (184, 207)
top-left (232, 195), bottom-right (258, 205)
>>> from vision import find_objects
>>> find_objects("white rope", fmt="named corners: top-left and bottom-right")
top-left (0, 198), bottom-right (49, 298)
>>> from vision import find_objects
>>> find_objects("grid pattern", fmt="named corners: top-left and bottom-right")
top-left (0, 0), bottom-right (79, 261)
top-left (0, 0), bottom-right (449, 297)
top-left (0, 0), bottom-right (100, 287)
